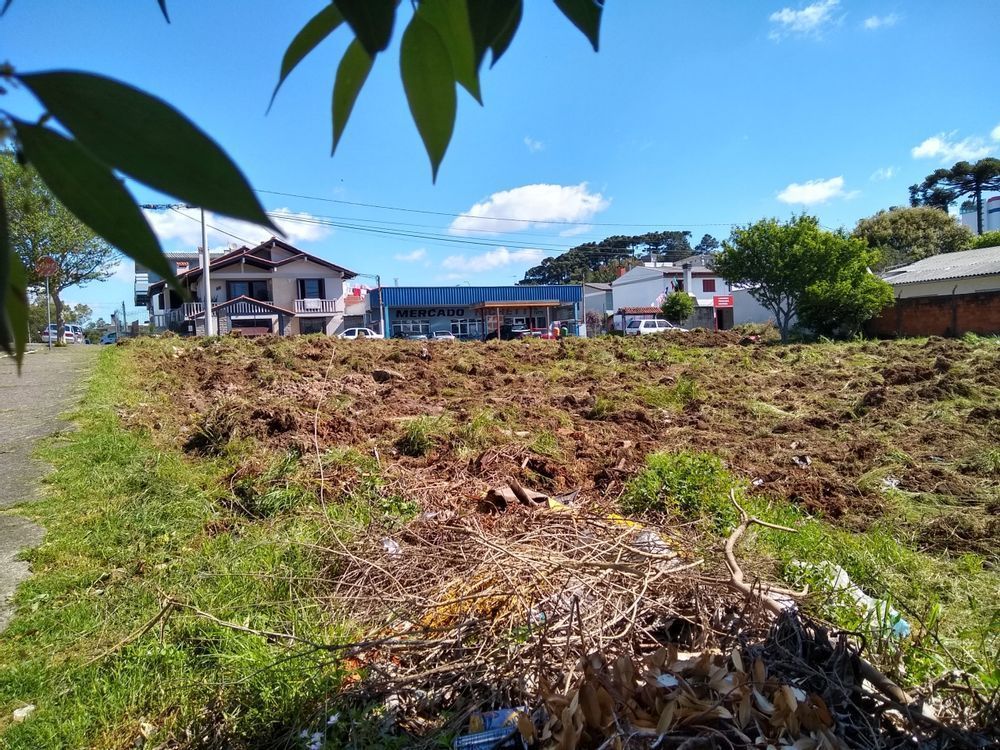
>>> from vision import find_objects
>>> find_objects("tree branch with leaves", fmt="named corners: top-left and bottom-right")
top-left (0, 0), bottom-right (606, 363)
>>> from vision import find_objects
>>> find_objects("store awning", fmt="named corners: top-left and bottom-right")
top-left (470, 300), bottom-right (562, 312)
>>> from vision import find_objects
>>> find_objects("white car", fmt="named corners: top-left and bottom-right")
top-left (430, 331), bottom-right (456, 340)
top-left (338, 327), bottom-right (384, 340)
top-left (39, 323), bottom-right (85, 343)
top-left (625, 319), bottom-right (688, 336)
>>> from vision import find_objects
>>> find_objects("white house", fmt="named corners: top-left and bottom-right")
top-left (610, 257), bottom-right (734, 329)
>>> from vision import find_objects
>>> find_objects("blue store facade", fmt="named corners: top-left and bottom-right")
top-left (367, 285), bottom-right (582, 339)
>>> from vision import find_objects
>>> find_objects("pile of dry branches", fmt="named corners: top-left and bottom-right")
top-left (311, 506), bottom-right (982, 748)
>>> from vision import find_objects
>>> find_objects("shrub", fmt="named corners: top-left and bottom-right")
top-left (620, 451), bottom-right (739, 533)
top-left (660, 291), bottom-right (695, 324)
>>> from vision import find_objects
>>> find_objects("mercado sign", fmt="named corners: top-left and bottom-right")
top-left (394, 308), bottom-right (466, 319)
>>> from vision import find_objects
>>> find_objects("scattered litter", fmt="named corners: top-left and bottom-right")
top-left (752, 477), bottom-right (765, 487)
top-left (791, 561), bottom-right (911, 638)
top-left (881, 475), bottom-right (901, 490)
top-left (792, 454), bottom-right (812, 469)
top-left (453, 708), bottom-right (530, 749)
top-left (12, 704), bottom-right (35, 722)
top-left (381, 537), bottom-right (402, 557)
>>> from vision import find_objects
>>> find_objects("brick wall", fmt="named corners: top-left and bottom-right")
top-left (866, 290), bottom-right (1000, 338)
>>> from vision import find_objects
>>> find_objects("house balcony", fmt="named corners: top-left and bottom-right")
top-left (294, 298), bottom-right (339, 315)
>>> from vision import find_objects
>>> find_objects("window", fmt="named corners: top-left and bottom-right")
top-left (702, 279), bottom-right (716, 293)
top-left (227, 280), bottom-right (270, 301)
top-left (627, 320), bottom-right (641, 329)
top-left (298, 278), bottom-right (324, 299)
top-left (300, 318), bottom-right (325, 335)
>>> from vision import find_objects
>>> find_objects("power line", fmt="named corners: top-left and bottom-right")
top-left (168, 207), bottom-right (256, 245)
top-left (256, 188), bottom-right (740, 229)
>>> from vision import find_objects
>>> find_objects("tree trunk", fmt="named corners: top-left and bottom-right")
top-left (975, 188), bottom-right (984, 235)
top-left (52, 291), bottom-right (64, 344)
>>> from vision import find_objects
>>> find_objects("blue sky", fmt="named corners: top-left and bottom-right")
top-left (5, 0), bottom-right (999, 322)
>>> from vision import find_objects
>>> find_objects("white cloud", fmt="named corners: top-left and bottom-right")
top-left (863, 14), bottom-right (899, 30)
top-left (524, 136), bottom-right (544, 153)
top-left (448, 183), bottom-right (610, 235)
top-left (911, 132), bottom-right (993, 163)
top-left (769, 0), bottom-right (839, 39)
top-left (991, 123), bottom-right (1000, 142)
top-left (777, 176), bottom-right (856, 204)
top-left (441, 247), bottom-right (545, 273)
top-left (144, 206), bottom-right (331, 252)
top-left (870, 166), bottom-right (896, 181)
top-left (394, 248), bottom-right (426, 262)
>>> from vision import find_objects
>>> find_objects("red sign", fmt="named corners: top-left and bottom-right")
top-left (713, 295), bottom-right (734, 308)
top-left (35, 256), bottom-right (59, 278)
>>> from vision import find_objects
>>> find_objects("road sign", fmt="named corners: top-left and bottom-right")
top-left (35, 256), bottom-right (58, 278)
top-left (713, 295), bottom-right (734, 308)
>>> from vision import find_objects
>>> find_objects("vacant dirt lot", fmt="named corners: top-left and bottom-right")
top-left (130, 333), bottom-right (999, 559)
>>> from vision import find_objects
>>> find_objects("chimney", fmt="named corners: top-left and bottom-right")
top-left (682, 263), bottom-right (692, 294)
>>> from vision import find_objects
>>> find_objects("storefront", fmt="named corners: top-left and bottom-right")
top-left (367, 285), bottom-right (582, 339)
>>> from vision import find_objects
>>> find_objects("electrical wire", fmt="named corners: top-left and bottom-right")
top-left (256, 188), bottom-right (740, 229)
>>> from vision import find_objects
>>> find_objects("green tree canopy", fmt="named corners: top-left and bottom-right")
top-left (521, 231), bottom-right (694, 285)
top-left (909, 158), bottom-right (1000, 234)
top-left (853, 206), bottom-right (972, 270)
top-left (694, 234), bottom-right (720, 254)
top-left (970, 230), bottom-right (1000, 249)
top-left (714, 215), bottom-right (892, 341)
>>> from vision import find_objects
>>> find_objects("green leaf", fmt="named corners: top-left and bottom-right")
top-left (0, 181), bottom-right (11, 356)
top-left (334, 0), bottom-right (397, 57)
top-left (2, 248), bottom-right (29, 367)
top-left (18, 71), bottom-right (276, 231)
top-left (156, 0), bottom-right (170, 22)
top-left (420, 0), bottom-right (480, 103)
top-left (12, 120), bottom-right (178, 291)
top-left (331, 39), bottom-right (374, 155)
top-left (270, 3), bottom-right (344, 109)
top-left (400, 13), bottom-right (456, 182)
top-left (553, 0), bottom-right (603, 51)
top-left (468, 0), bottom-right (522, 68)
top-left (0, 0), bottom-right (13, 16)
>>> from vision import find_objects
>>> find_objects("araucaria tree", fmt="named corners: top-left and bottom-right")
top-left (714, 215), bottom-right (893, 341)
top-left (909, 158), bottom-right (1000, 235)
top-left (2, 154), bottom-right (117, 339)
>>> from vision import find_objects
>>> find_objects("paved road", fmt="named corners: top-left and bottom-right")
top-left (0, 345), bottom-right (98, 631)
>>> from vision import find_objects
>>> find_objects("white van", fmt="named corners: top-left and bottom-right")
top-left (39, 323), bottom-right (85, 343)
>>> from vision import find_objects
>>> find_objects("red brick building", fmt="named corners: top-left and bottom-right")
top-left (867, 245), bottom-right (1000, 337)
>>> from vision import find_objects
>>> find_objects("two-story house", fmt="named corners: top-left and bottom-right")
top-left (147, 239), bottom-right (357, 336)
top-left (611, 256), bottom-right (735, 329)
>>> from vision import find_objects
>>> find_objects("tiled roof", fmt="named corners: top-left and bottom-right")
top-left (616, 306), bottom-right (662, 315)
top-left (882, 245), bottom-right (1000, 285)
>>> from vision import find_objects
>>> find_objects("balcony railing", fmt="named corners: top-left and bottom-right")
top-left (294, 298), bottom-right (339, 314)
top-left (182, 302), bottom-right (204, 317)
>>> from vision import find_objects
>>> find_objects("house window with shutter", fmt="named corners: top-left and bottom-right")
top-left (702, 279), bottom-right (716, 293)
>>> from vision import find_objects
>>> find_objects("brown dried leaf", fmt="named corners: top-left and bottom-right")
top-left (656, 701), bottom-right (676, 735)
top-left (580, 682), bottom-right (602, 730)
top-left (516, 712), bottom-right (535, 744)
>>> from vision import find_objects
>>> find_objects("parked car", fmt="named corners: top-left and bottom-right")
top-left (338, 327), bottom-right (384, 340)
top-left (625, 319), bottom-right (688, 336)
top-left (430, 331), bottom-right (456, 340)
top-left (99, 331), bottom-right (118, 345)
top-left (39, 323), bottom-right (85, 344)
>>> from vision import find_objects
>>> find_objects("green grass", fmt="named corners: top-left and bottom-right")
top-left (0, 349), bottom-right (377, 748)
top-left (618, 448), bottom-right (999, 692)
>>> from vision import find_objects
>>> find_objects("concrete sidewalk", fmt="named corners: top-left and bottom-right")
top-left (0, 346), bottom-right (98, 631)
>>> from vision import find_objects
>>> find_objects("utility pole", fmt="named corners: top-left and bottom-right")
top-left (140, 202), bottom-right (213, 336)
top-left (122, 301), bottom-right (127, 335)
top-left (200, 208), bottom-right (214, 336)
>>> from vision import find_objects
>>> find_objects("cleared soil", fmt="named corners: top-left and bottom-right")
top-left (127, 333), bottom-right (999, 560)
